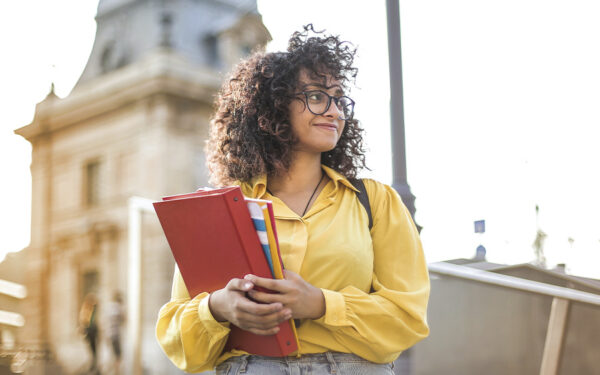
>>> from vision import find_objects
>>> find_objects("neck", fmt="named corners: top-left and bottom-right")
top-left (268, 151), bottom-right (323, 195)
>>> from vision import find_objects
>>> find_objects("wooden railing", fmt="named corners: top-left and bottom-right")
top-left (428, 262), bottom-right (600, 375)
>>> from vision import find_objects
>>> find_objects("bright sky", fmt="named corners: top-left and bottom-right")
top-left (1, 0), bottom-right (599, 278)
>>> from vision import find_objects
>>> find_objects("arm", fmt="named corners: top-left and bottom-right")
top-left (155, 267), bottom-right (291, 372)
top-left (248, 180), bottom-right (430, 363)
top-left (315, 180), bottom-right (430, 362)
top-left (155, 268), bottom-right (230, 373)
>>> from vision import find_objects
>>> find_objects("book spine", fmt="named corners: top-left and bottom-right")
top-left (224, 190), bottom-right (298, 356)
top-left (223, 191), bottom-right (272, 279)
top-left (267, 203), bottom-right (286, 273)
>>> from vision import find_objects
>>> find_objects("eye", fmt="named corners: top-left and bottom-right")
top-left (306, 91), bottom-right (326, 102)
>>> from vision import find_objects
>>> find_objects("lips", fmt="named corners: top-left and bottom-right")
top-left (313, 123), bottom-right (338, 131)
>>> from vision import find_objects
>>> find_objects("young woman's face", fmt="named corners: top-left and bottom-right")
top-left (288, 69), bottom-right (346, 154)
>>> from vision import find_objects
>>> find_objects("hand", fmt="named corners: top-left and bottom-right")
top-left (244, 270), bottom-right (325, 320)
top-left (208, 278), bottom-right (292, 336)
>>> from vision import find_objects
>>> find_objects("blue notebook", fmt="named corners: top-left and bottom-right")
top-left (246, 200), bottom-right (275, 277)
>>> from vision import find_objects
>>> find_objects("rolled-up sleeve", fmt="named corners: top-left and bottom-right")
top-left (155, 267), bottom-right (231, 372)
top-left (314, 180), bottom-right (430, 363)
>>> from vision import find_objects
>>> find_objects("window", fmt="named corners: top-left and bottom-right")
top-left (100, 42), bottom-right (115, 74)
top-left (203, 35), bottom-right (219, 67)
top-left (241, 44), bottom-right (252, 56)
top-left (84, 160), bottom-right (101, 206)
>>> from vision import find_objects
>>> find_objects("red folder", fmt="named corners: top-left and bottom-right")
top-left (153, 186), bottom-right (298, 357)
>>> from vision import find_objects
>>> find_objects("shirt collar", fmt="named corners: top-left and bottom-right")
top-left (239, 175), bottom-right (267, 199)
top-left (238, 165), bottom-right (359, 198)
top-left (321, 165), bottom-right (359, 193)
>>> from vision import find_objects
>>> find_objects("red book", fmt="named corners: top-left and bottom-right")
top-left (153, 186), bottom-right (298, 357)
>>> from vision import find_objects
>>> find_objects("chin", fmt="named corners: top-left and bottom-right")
top-left (320, 143), bottom-right (339, 153)
top-left (294, 138), bottom-right (340, 154)
top-left (320, 137), bottom-right (341, 151)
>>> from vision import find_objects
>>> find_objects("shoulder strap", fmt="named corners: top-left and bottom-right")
top-left (350, 178), bottom-right (372, 231)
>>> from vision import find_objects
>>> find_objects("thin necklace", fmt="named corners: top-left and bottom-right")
top-left (267, 171), bottom-right (325, 217)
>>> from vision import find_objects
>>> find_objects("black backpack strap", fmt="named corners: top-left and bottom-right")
top-left (349, 178), bottom-right (372, 231)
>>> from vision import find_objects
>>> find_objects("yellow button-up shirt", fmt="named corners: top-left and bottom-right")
top-left (156, 166), bottom-right (430, 372)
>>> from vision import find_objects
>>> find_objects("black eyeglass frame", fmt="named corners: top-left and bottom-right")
top-left (295, 90), bottom-right (355, 120)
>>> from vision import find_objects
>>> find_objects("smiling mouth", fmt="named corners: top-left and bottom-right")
top-left (314, 123), bottom-right (338, 131)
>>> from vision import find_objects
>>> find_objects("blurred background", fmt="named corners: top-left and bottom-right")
top-left (0, 0), bottom-right (598, 374)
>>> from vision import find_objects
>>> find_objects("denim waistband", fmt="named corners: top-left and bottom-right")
top-left (219, 352), bottom-right (395, 375)
top-left (228, 352), bottom-right (378, 365)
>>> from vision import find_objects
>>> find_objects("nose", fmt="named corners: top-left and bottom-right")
top-left (323, 97), bottom-right (344, 120)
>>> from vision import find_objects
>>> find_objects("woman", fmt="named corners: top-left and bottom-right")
top-left (156, 25), bottom-right (429, 374)
top-left (79, 293), bottom-right (99, 372)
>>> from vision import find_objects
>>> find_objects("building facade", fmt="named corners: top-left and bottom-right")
top-left (15, 1), bottom-right (270, 373)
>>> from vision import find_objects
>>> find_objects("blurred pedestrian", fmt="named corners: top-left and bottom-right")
top-left (79, 293), bottom-right (99, 373)
top-left (106, 291), bottom-right (125, 374)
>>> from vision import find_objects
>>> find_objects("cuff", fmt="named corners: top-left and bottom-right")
top-left (314, 289), bottom-right (349, 327)
top-left (197, 294), bottom-right (231, 334)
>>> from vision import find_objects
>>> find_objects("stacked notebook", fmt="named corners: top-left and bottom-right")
top-left (153, 186), bottom-right (299, 357)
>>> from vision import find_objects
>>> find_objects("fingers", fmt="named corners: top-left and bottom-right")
top-left (220, 277), bottom-right (295, 334)
top-left (226, 278), bottom-right (254, 292)
top-left (232, 303), bottom-right (292, 334)
top-left (226, 286), bottom-right (291, 325)
top-left (244, 274), bottom-right (290, 293)
top-left (236, 297), bottom-right (283, 316)
top-left (235, 297), bottom-right (291, 322)
top-left (234, 307), bottom-right (291, 328)
top-left (247, 289), bottom-right (286, 305)
top-left (247, 326), bottom-right (281, 336)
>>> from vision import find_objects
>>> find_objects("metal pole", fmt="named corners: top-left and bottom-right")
top-left (126, 197), bottom-right (155, 375)
top-left (127, 198), bottom-right (142, 375)
top-left (386, 0), bottom-right (419, 227)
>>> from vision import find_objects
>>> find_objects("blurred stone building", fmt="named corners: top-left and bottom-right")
top-left (0, 252), bottom-right (27, 374)
top-left (14, 0), bottom-right (270, 373)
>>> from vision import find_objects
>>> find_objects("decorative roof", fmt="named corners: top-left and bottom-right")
top-left (75, 0), bottom-right (266, 88)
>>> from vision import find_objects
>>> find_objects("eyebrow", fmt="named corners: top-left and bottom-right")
top-left (300, 82), bottom-right (345, 96)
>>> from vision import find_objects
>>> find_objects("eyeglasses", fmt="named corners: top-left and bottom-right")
top-left (296, 90), bottom-right (355, 120)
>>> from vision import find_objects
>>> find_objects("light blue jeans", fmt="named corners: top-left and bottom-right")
top-left (215, 352), bottom-right (394, 375)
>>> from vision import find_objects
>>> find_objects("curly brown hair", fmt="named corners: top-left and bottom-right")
top-left (206, 24), bottom-right (367, 186)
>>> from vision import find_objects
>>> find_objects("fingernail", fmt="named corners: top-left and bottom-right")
top-left (244, 274), bottom-right (253, 280)
top-left (244, 282), bottom-right (253, 289)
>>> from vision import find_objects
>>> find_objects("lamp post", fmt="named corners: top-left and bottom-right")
top-left (386, 0), bottom-right (419, 230)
